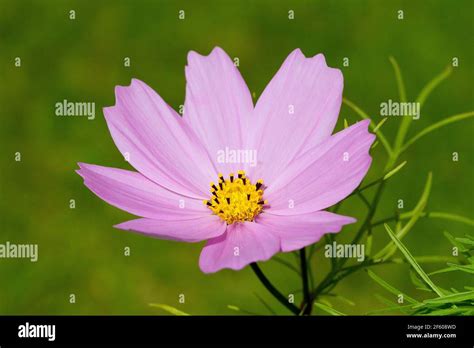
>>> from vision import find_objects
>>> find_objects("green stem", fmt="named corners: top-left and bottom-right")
top-left (308, 60), bottom-right (461, 310)
top-left (389, 56), bottom-right (410, 159)
top-left (400, 111), bottom-right (474, 153)
top-left (299, 248), bottom-right (311, 315)
top-left (349, 182), bottom-right (386, 250)
top-left (353, 178), bottom-right (382, 195)
top-left (357, 190), bottom-right (372, 209)
top-left (371, 210), bottom-right (474, 228)
top-left (347, 160), bottom-right (406, 200)
top-left (310, 181), bottom-right (386, 302)
top-left (325, 234), bottom-right (337, 270)
top-left (307, 259), bottom-right (315, 292)
top-left (250, 262), bottom-right (299, 315)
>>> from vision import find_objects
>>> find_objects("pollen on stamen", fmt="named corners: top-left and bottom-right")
top-left (204, 170), bottom-right (267, 224)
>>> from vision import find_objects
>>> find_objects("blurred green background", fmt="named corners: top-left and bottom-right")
top-left (0, 0), bottom-right (472, 315)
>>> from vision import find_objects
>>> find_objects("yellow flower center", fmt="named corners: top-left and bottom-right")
top-left (203, 170), bottom-right (267, 224)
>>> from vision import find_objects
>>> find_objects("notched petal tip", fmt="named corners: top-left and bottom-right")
top-left (287, 47), bottom-right (304, 59)
top-left (307, 51), bottom-right (343, 77)
top-left (359, 119), bottom-right (377, 145)
top-left (75, 162), bottom-right (89, 178)
top-left (288, 48), bottom-right (324, 62)
top-left (186, 49), bottom-right (209, 64)
top-left (76, 162), bottom-right (98, 172)
top-left (187, 46), bottom-right (231, 65)
top-left (285, 49), bottom-right (343, 85)
top-left (113, 80), bottom-right (134, 99)
top-left (116, 77), bottom-right (142, 90)
top-left (102, 105), bottom-right (113, 118)
top-left (75, 164), bottom-right (95, 182)
top-left (356, 119), bottom-right (374, 135)
top-left (102, 78), bottom-right (147, 110)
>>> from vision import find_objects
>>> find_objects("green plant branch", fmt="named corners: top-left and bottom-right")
top-left (389, 56), bottom-right (407, 102)
top-left (306, 252), bottom-right (458, 305)
top-left (367, 269), bottom-right (419, 304)
top-left (304, 60), bottom-right (472, 316)
top-left (307, 257), bottom-right (315, 291)
top-left (416, 65), bottom-right (452, 108)
top-left (309, 180), bottom-right (386, 303)
top-left (254, 60), bottom-right (472, 316)
top-left (374, 172), bottom-right (432, 261)
top-left (371, 210), bottom-right (474, 227)
top-left (299, 248), bottom-right (312, 314)
top-left (309, 59), bottom-right (402, 306)
top-left (357, 190), bottom-right (372, 209)
top-left (389, 56), bottom-right (411, 161)
top-left (325, 234), bottom-right (337, 270)
top-left (349, 181), bottom-right (386, 249)
top-left (384, 224), bottom-right (445, 297)
top-left (400, 111), bottom-right (474, 153)
top-left (250, 262), bottom-right (300, 315)
top-left (347, 160), bottom-right (407, 199)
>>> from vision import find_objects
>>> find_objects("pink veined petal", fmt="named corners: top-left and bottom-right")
top-left (256, 211), bottom-right (356, 252)
top-left (104, 78), bottom-right (217, 199)
top-left (115, 216), bottom-right (226, 243)
top-left (184, 47), bottom-right (254, 174)
top-left (199, 222), bottom-right (280, 273)
top-left (265, 120), bottom-right (375, 215)
top-left (76, 163), bottom-right (209, 220)
top-left (247, 49), bottom-right (343, 182)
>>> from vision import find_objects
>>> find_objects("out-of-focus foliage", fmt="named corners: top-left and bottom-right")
top-left (0, 0), bottom-right (472, 314)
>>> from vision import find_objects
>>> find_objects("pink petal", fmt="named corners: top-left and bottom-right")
top-left (104, 79), bottom-right (216, 199)
top-left (199, 222), bottom-right (280, 273)
top-left (77, 163), bottom-right (209, 219)
top-left (115, 216), bottom-right (226, 243)
top-left (184, 47), bottom-right (254, 174)
top-left (265, 120), bottom-right (375, 215)
top-left (248, 49), bottom-right (343, 183)
top-left (256, 212), bottom-right (356, 252)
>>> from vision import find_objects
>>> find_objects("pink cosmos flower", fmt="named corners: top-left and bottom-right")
top-left (77, 47), bottom-right (375, 273)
